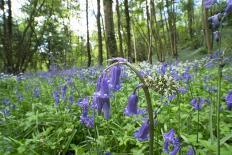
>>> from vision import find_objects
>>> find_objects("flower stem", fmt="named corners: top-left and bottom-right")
top-left (105, 62), bottom-right (154, 155)
top-left (197, 109), bottom-right (199, 143)
top-left (217, 64), bottom-right (222, 155)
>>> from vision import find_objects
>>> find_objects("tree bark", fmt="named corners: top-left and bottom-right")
top-left (86, 0), bottom-right (91, 67)
top-left (103, 0), bottom-right (118, 58)
top-left (116, 0), bottom-right (123, 57)
top-left (97, 0), bottom-right (103, 65)
top-left (124, 0), bottom-right (132, 61)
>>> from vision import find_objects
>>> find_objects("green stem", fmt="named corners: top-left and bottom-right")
top-left (177, 94), bottom-right (181, 134)
top-left (217, 64), bottom-right (222, 155)
top-left (105, 62), bottom-right (154, 155)
top-left (197, 109), bottom-right (199, 143)
top-left (209, 95), bottom-right (213, 143)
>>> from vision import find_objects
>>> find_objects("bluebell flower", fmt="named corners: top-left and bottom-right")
top-left (187, 146), bottom-right (195, 155)
top-left (17, 93), bottom-right (24, 102)
top-left (61, 85), bottom-right (67, 100)
top-left (79, 97), bottom-right (94, 128)
top-left (204, 0), bottom-right (217, 9)
top-left (225, 91), bottom-right (232, 110)
top-left (124, 92), bottom-right (144, 116)
top-left (2, 109), bottom-right (10, 117)
top-left (2, 98), bottom-right (10, 105)
top-left (93, 75), bottom-right (111, 120)
top-left (134, 120), bottom-right (149, 141)
top-left (191, 97), bottom-right (205, 110)
top-left (225, 0), bottom-right (232, 15)
top-left (109, 65), bottom-right (121, 90)
top-left (168, 95), bottom-right (176, 101)
top-left (182, 71), bottom-right (192, 82)
top-left (213, 31), bottom-right (220, 42)
top-left (163, 129), bottom-right (180, 155)
top-left (208, 13), bottom-right (221, 30)
top-left (160, 63), bottom-right (168, 75)
top-left (33, 87), bottom-right (40, 98)
top-left (69, 95), bottom-right (74, 104)
top-left (53, 91), bottom-right (60, 105)
top-left (178, 87), bottom-right (188, 94)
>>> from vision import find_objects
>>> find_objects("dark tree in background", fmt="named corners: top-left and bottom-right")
top-left (124, 0), bottom-right (132, 62)
top-left (97, 0), bottom-right (103, 65)
top-left (116, 0), bottom-right (123, 57)
top-left (103, 0), bottom-right (118, 58)
top-left (86, 0), bottom-right (91, 67)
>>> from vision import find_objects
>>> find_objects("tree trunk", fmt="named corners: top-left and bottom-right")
top-left (97, 0), bottom-right (103, 65)
top-left (187, 0), bottom-right (194, 39)
top-left (124, 0), bottom-right (132, 62)
top-left (116, 0), bottom-right (123, 57)
top-left (103, 0), bottom-right (118, 58)
top-left (86, 0), bottom-right (91, 67)
top-left (145, 0), bottom-right (151, 63)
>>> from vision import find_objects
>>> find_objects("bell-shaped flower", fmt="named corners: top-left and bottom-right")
top-left (225, 0), bottom-right (232, 15)
top-left (93, 75), bottom-right (111, 120)
top-left (109, 65), bottom-right (121, 91)
top-left (204, 0), bottom-right (217, 9)
top-left (213, 31), bottom-right (220, 42)
top-left (163, 129), bottom-right (180, 155)
top-left (191, 97), bottom-right (205, 110)
top-left (208, 13), bottom-right (221, 31)
top-left (134, 120), bottom-right (150, 141)
top-left (225, 91), bottom-right (232, 110)
top-left (187, 146), bottom-right (195, 155)
top-left (79, 97), bottom-right (94, 128)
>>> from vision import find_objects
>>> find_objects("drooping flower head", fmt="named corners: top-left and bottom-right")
top-left (213, 31), bottom-right (220, 42)
top-left (191, 97), bottom-right (205, 110)
top-left (187, 146), bottom-right (195, 155)
top-left (33, 87), bottom-right (41, 98)
top-left (125, 93), bottom-right (138, 115)
top-left (204, 0), bottom-right (217, 9)
top-left (109, 65), bottom-right (121, 91)
top-left (53, 90), bottom-right (60, 106)
top-left (93, 74), bottom-right (111, 120)
top-left (208, 13), bottom-right (221, 31)
top-left (134, 120), bottom-right (150, 141)
top-left (163, 129), bottom-right (180, 155)
top-left (225, 91), bottom-right (232, 110)
top-left (79, 97), bottom-right (94, 128)
top-left (225, 0), bottom-right (232, 15)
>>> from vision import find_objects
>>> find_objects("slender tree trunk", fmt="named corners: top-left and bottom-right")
top-left (124, 0), bottom-right (132, 62)
top-left (132, 25), bottom-right (137, 63)
top-left (116, 0), bottom-right (123, 57)
top-left (187, 0), bottom-right (194, 39)
top-left (86, 0), bottom-right (91, 67)
top-left (97, 0), bottom-right (103, 65)
top-left (145, 0), bottom-right (151, 63)
top-left (103, 0), bottom-right (118, 58)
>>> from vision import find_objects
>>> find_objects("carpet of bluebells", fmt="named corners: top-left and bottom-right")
top-left (0, 53), bottom-right (232, 155)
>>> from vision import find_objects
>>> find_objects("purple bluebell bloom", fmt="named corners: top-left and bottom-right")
top-left (93, 75), bottom-right (111, 120)
top-left (33, 87), bottom-right (40, 98)
top-left (225, 0), bottom-right (232, 15)
top-left (204, 0), bottom-right (217, 9)
top-left (182, 71), bottom-right (192, 82)
top-left (2, 98), bottom-right (10, 105)
top-left (53, 91), bottom-right (60, 105)
top-left (79, 97), bottom-right (94, 128)
top-left (208, 13), bottom-right (221, 30)
top-left (178, 87), bottom-right (188, 94)
top-left (160, 63), bottom-right (168, 75)
top-left (168, 95), bottom-right (176, 101)
top-left (61, 85), bottom-right (67, 100)
top-left (69, 95), bottom-right (74, 104)
top-left (213, 31), bottom-right (220, 42)
top-left (187, 146), bottom-right (195, 155)
top-left (134, 120), bottom-right (150, 141)
top-left (109, 65), bottom-right (121, 90)
top-left (225, 91), bottom-right (232, 110)
top-left (191, 97), bottom-right (205, 110)
top-left (163, 129), bottom-right (180, 155)
top-left (125, 93), bottom-right (138, 115)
